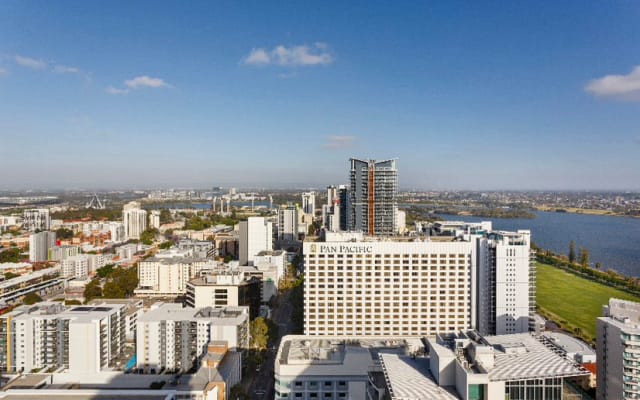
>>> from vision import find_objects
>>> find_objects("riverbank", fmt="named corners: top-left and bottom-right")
top-left (535, 205), bottom-right (640, 218)
top-left (536, 262), bottom-right (640, 343)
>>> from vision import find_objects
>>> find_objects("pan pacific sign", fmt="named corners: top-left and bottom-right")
top-left (311, 244), bottom-right (373, 254)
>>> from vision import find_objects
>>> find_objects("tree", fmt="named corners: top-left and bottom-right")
top-left (568, 240), bottom-right (576, 263)
top-left (55, 228), bottom-right (74, 240)
top-left (159, 209), bottom-right (172, 225)
top-left (4, 272), bottom-right (19, 280)
top-left (23, 292), bottom-right (42, 305)
top-left (158, 241), bottom-right (173, 250)
top-left (578, 247), bottom-right (589, 267)
top-left (102, 266), bottom-right (138, 298)
top-left (595, 262), bottom-right (602, 270)
top-left (140, 228), bottom-right (159, 246)
top-left (96, 264), bottom-right (115, 278)
top-left (84, 279), bottom-right (103, 302)
top-left (250, 317), bottom-right (269, 350)
top-left (0, 247), bottom-right (22, 263)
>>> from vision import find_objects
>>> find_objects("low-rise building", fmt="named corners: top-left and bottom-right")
top-left (0, 267), bottom-right (67, 304)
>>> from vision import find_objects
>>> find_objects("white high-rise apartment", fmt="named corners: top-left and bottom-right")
top-left (303, 237), bottom-right (477, 336)
top-left (349, 158), bottom-right (398, 236)
top-left (597, 298), bottom-right (640, 400)
top-left (136, 303), bottom-right (249, 373)
top-left (239, 217), bottom-right (273, 265)
top-left (109, 222), bottom-right (126, 243)
top-left (29, 231), bottom-right (56, 262)
top-left (123, 201), bottom-right (147, 240)
top-left (301, 192), bottom-right (316, 216)
top-left (149, 210), bottom-right (161, 229)
top-left (1, 302), bottom-right (127, 374)
top-left (477, 230), bottom-right (534, 335)
top-left (22, 209), bottom-right (50, 232)
top-left (61, 255), bottom-right (89, 279)
top-left (278, 204), bottom-right (298, 242)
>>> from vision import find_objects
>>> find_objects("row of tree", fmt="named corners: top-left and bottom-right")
top-left (84, 264), bottom-right (139, 302)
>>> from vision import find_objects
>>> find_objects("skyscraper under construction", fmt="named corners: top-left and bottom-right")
top-left (348, 158), bottom-right (398, 235)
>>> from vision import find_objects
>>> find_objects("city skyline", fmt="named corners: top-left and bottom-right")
top-left (1, 1), bottom-right (640, 190)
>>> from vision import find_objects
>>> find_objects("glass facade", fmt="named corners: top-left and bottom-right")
top-left (505, 377), bottom-right (562, 400)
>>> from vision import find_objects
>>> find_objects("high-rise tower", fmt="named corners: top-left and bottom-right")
top-left (348, 158), bottom-right (398, 235)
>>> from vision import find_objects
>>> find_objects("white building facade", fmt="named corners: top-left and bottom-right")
top-left (123, 201), bottom-right (147, 240)
top-left (29, 231), bottom-right (56, 262)
top-left (239, 217), bottom-right (273, 266)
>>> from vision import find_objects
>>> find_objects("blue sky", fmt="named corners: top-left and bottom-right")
top-left (1, 1), bottom-right (639, 190)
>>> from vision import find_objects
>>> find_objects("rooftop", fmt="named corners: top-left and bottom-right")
top-left (378, 352), bottom-right (459, 400)
top-left (483, 333), bottom-right (589, 381)
top-left (138, 302), bottom-right (248, 324)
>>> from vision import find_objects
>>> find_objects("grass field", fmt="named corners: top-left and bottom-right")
top-left (536, 262), bottom-right (640, 341)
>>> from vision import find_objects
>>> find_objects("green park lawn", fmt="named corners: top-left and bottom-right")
top-left (536, 262), bottom-right (640, 341)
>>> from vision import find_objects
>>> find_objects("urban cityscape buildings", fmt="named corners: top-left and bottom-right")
top-left (122, 201), bottom-right (147, 240)
top-left (239, 216), bottom-right (273, 266)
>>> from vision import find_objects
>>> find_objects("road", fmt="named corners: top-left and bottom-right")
top-left (248, 290), bottom-right (294, 400)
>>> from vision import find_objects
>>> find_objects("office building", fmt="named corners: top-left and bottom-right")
top-left (301, 192), bottom-right (316, 215)
top-left (22, 209), bottom-right (50, 232)
top-left (185, 267), bottom-right (262, 318)
top-left (349, 158), bottom-right (398, 235)
top-left (0, 302), bottom-right (128, 374)
top-left (322, 185), bottom-right (349, 232)
top-left (28, 231), bottom-right (56, 262)
top-left (136, 303), bottom-right (249, 373)
top-left (123, 201), bottom-right (147, 240)
top-left (476, 230), bottom-right (535, 335)
top-left (278, 204), bottom-right (299, 242)
top-left (136, 251), bottom-right (210, 297)
top-left (239, 217), bottom-right (273, 266)
top-left (597, 298), bottom-right (640, 400)
top-left (177, 239), bottom-right (217, 259)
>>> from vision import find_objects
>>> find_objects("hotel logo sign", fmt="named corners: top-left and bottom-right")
top-left (314, 244), bottom-right (373, 254)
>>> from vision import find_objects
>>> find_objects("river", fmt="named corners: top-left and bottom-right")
top-left (437, 211), bottom-right (640, 277)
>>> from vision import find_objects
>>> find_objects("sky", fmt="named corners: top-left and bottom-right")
top-left (1, 1), bottom-right (640, 191)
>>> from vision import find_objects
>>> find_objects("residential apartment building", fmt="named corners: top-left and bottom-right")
top-left (61, 255), bottom-right (89, 279)
top-left (348, 158), bottom-right (397, 235)
top-left (0, 302), bottom-right (128, 374)
top-left (48, 245), bottom-right (80, 261)
top-left (278, 204), bottom-right (299, 242)
top-left (0, 267), bottom-right (67, 304)
top-left (28, 231), bottom-right (56, 262)
top-left (136, 303), bottom-right (249, 373)
top-left (123, 201), bottom-right (147, 240)
top-left (301, 192), bottom-right (316, 216)
top-left (185, 266), bottom-right (262, 318)
top-left (22, 209), bottom-right (50, 232)
top-left (597, 298), bottom-right (640, 400)
top-left (136, 252), bottom-right (210, 297)
top-left (149, 210), bottom-right (161, 229)
top-left (476, 230), bottom-right (535, 335)
top-left (239, 217), bottom-right (273, 266)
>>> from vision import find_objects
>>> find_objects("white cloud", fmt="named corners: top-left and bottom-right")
top-left (585, 66), bottom-right (640, 100)
top-left (106, 75), bottom-right (171, 95)
top-left (0, 68), bottom-right (7, 76)
top-left (53, 65), bottom-right (80, 74)
top-left (125, 75), bottom-right (170, 89)
top-left (244, 49), bottom-right (271, 66)
top-left (243, 43), bottom-right (334, 67)
top-left (323, 135), bottom-right (356, 150)
top-left (14, 55), bottom-right (46, 70)
top-left (105, 86), bottom-right (130, 95)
